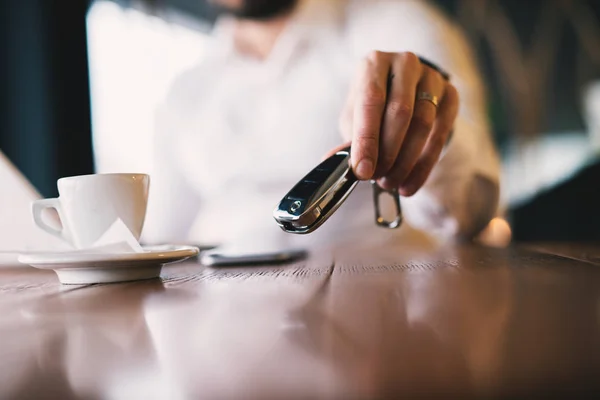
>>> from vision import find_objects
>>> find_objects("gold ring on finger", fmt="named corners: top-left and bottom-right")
top-left (416, 91), bottom-right (439, 108)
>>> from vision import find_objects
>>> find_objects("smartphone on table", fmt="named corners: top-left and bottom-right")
top-left (200, 247), bottom-right (307, 267)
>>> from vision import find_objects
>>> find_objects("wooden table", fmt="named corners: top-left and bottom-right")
top-left (1, 243), bottom-right (599, 399)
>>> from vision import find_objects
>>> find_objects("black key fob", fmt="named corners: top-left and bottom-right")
top-left (273, 147), bottom-right (358, 234)
top-left (273, 147), bottom-right (402, 234)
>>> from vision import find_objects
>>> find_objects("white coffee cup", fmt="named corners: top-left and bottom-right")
top-left (31, 173), bottom-right (150, 249)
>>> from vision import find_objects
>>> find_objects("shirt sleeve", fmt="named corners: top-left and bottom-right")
top-left (346, 0), bottom-right (502, 240)
top-left (141, 98), bottom-right (201, 244)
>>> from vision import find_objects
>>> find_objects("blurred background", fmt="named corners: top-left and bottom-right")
top-left (0, 0), bottom-right (599, 242)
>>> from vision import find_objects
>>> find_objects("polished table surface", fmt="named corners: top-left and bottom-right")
top-left (1, 242), bottom-right (600, 399)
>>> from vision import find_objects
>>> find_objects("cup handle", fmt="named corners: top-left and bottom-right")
top-left (32, 198), bottom-right (68, 243)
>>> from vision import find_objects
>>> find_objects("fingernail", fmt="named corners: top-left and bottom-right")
top-left (399, 184), bottom-right (416, 197)
top-left (356, 159), bottom-right (374, 179)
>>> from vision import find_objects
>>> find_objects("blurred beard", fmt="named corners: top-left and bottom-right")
top-left (212, 0), bottom-right (298, 20)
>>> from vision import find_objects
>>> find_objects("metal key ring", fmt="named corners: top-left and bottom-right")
top-left (371, 181), bottom-right (403, 229)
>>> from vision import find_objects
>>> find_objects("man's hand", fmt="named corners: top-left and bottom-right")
top-left (338, 51), bottom-right (459, 196)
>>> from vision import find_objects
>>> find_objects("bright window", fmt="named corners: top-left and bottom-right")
top-left (86, 0), bottom-right (209, 174)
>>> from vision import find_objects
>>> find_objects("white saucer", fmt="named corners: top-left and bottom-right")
top-left (18, 245), bottom-right (199, 285)
top-left (0, 252), bottom-right (20, 267)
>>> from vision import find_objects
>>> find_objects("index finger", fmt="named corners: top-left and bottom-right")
top-left (351, 51), bottom-right (392, 180)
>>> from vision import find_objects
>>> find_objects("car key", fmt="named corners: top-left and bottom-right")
top-left (273, 146), bottom-right (402, 234)
top-left (273, 146), bottom-right (358, 234)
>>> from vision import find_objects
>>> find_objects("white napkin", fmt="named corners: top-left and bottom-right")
top-left (0, 151), bottom-right (71, 265)
top-left (0, 150), bottom-right (71, 254)
top-left (85, 218), bottom-right (145, 254)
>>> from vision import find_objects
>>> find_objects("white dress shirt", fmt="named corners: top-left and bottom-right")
top-left (142, 0), bottom-right (501, 251)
